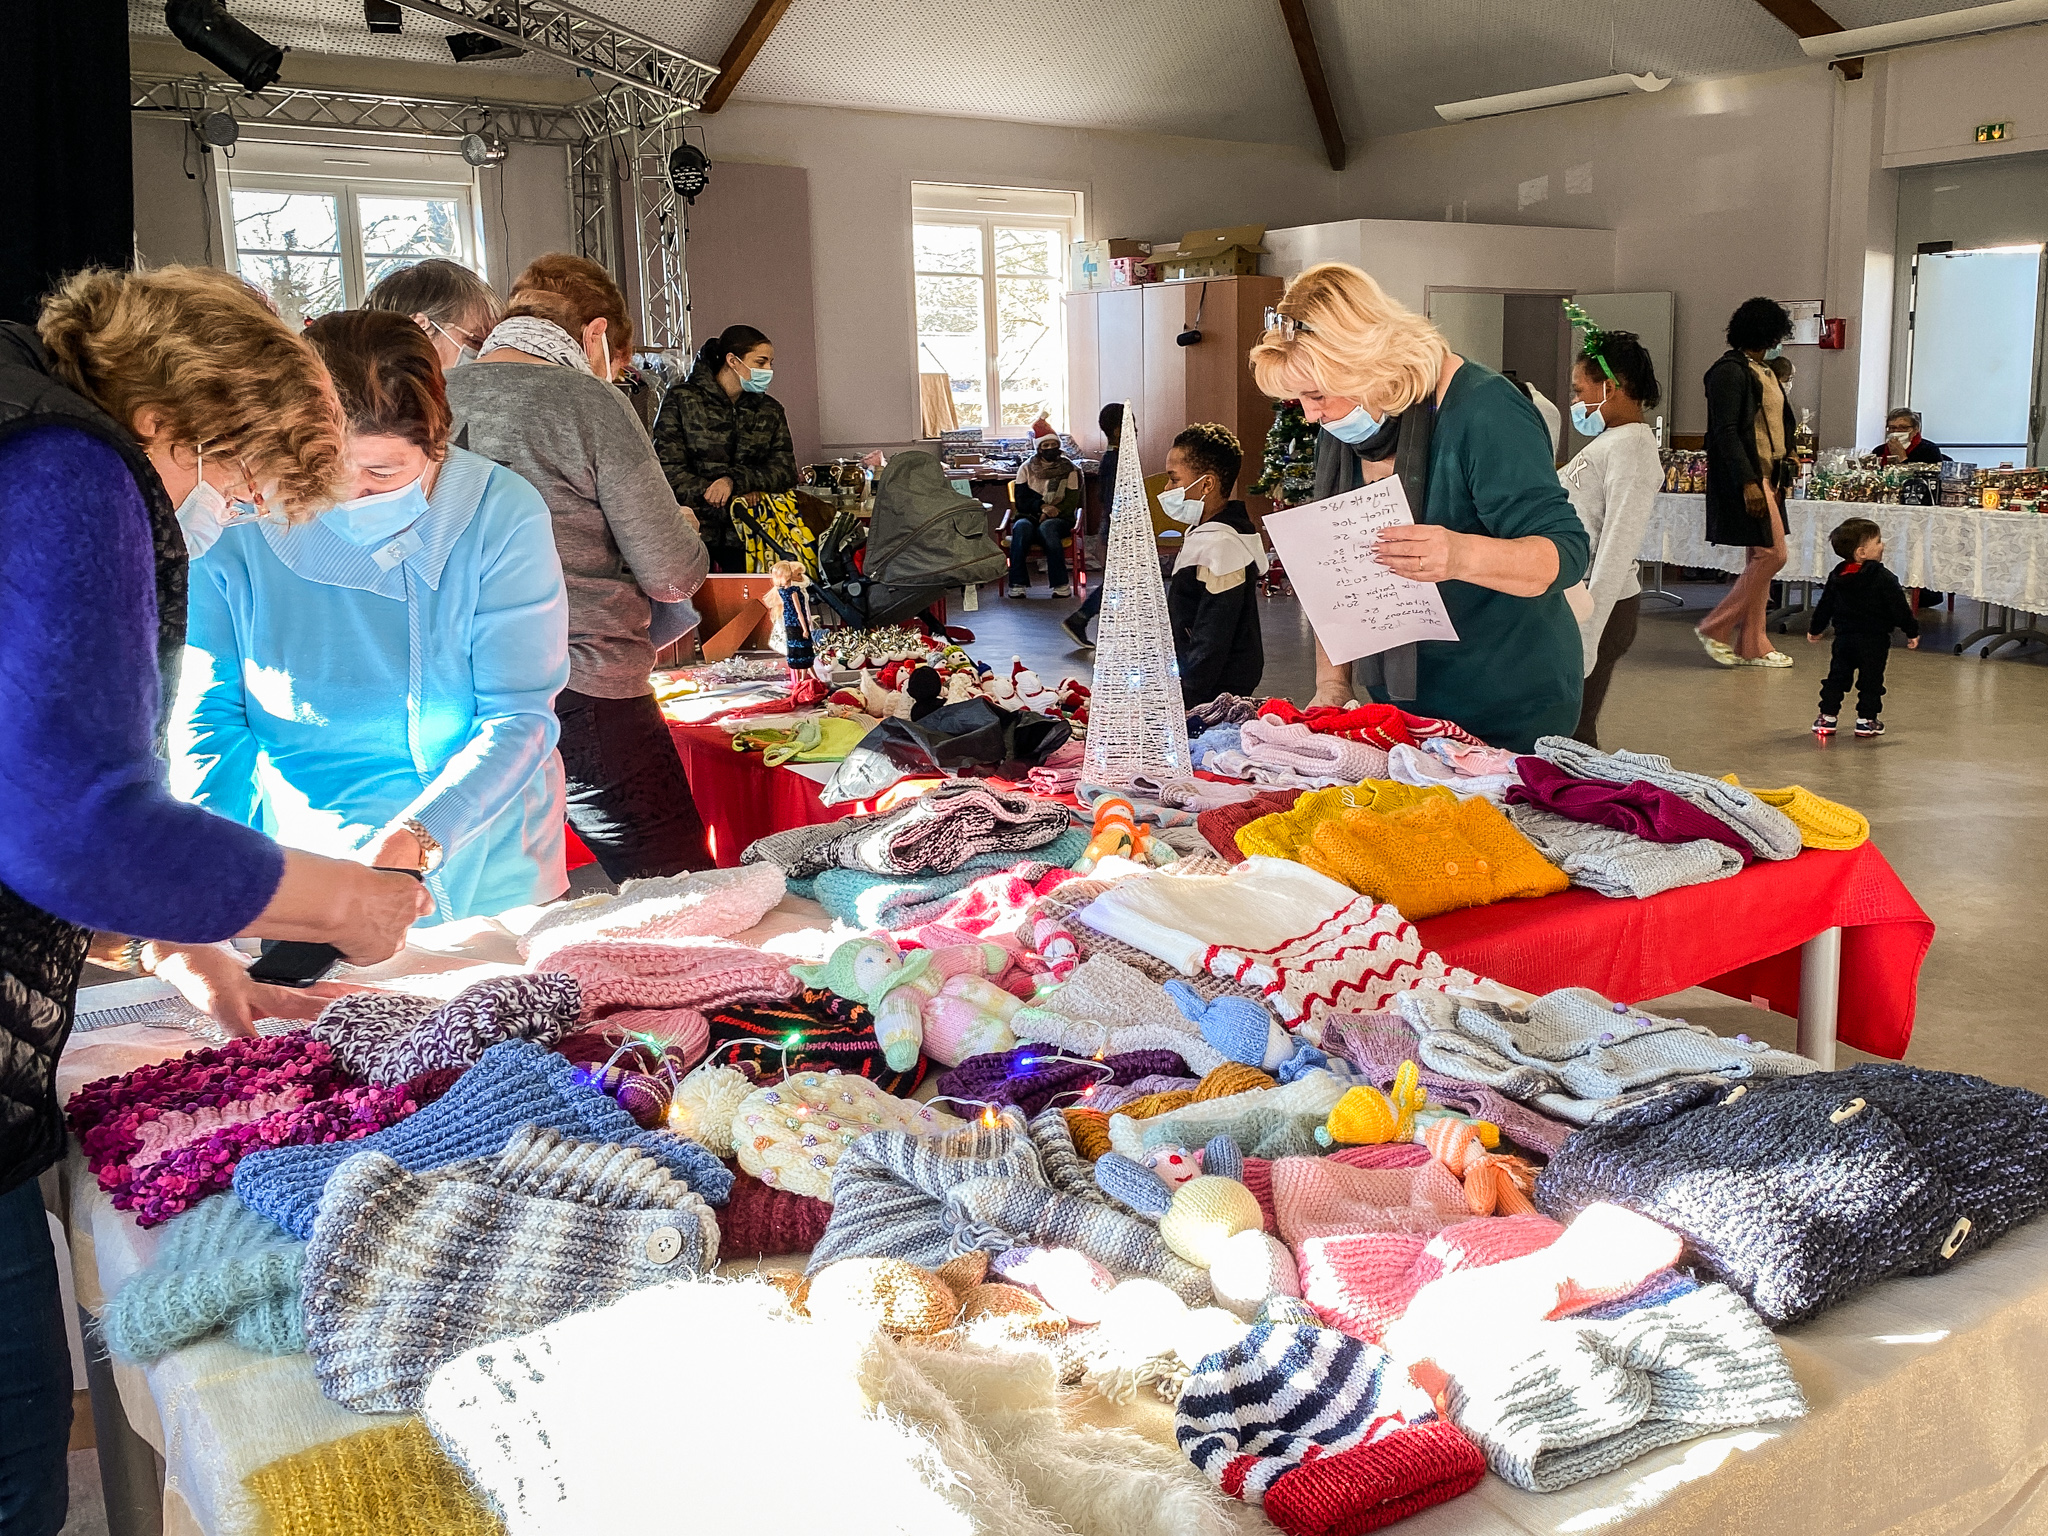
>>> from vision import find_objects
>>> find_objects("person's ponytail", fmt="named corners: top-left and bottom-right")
top-left (693, 323), bottom-right (770, 381)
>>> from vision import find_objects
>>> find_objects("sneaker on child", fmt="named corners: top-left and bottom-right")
top-left (1812, 713), bottom-right (1837, 737)
top-left (1854, 718), bottom-right (1885, 738)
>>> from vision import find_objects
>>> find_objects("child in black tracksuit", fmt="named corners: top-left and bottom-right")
top-left (1807, 516), bottom-right (1919, 738)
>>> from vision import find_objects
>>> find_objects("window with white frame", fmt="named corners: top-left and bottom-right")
top-left (215, 140), bottom-right (485, 327)
top-left (912, 183), bottom-right (1078, 432)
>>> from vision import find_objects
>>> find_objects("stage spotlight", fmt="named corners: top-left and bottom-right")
top-left (668, 143), bottom-right (709, 204)
top-left (447, 28), bottom-right (523, 62)
top-left (166, 0), bottom-right (285, 93)
top-left (364, 0), bottom-right (403, 33)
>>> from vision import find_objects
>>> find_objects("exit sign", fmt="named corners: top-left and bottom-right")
top-left (1977, 121), bottom-right (2010, 143)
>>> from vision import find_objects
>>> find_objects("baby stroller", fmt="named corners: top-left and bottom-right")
top-left (815, 450), bottom-right (1008, 628)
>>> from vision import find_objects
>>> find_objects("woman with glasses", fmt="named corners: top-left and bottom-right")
top-left (366, 258), bottom-right (499, 374)
top-left (1249, 265), bottom-right (1590, 752)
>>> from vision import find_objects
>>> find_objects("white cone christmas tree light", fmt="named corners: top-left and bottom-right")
top-left (1082, 404), bottom-right (1191, 787)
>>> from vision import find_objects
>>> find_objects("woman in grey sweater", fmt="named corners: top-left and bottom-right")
top-left (446, 282), bottom-right (712, 878)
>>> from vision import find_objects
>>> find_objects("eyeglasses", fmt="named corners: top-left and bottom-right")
top-left (1263, 307), bottom-right (1315, 339)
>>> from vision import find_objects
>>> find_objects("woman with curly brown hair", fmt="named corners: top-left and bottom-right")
top-left (0, 266), bottom-right (426, 1536)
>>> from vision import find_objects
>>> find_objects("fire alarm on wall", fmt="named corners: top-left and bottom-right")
top-left (1818, 317), bottom-right (1847, 350)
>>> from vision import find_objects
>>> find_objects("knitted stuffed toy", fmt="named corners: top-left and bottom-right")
top-left (792, 933), bottom-right (1019, 1070)
top-left (1163, 980), bottom-right (1292, 1072)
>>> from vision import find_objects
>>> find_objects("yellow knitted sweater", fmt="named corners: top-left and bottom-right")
top-left (246, 1419), bottom-right (502, 1536)
top-left (1298, 796), bottom-right (1567, 919)
top-left (1235, 782), bottom-right (1455, 861)
top-left (1721, 775), bottom-right (1869, 850)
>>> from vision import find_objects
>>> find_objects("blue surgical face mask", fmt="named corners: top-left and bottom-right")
top-left (1570, 389), bottom-right (1609, 438)
top-left (1763, 344), bottom-right (1785, 361)
top-left (324, 477), bottom-right (429, 546)
top-left (1323, 403), bottom-right (1383, 444)
top-left (742, 365), bottom-right (774, 393)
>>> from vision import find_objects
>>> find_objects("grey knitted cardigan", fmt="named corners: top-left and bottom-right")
top-left (1503, 803), bottom-right (1744, 900)
top-left (1394, 986), bottom-right (1814, 1127)
top-left (1535, 1063), bottom-right (2048, 1326)
top-left (1531, 736), bottom-right (1803, 861)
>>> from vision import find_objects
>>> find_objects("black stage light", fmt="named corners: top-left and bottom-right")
top-left (364, 0), bottom-right (403, 33)
top-left (668, 143), bottom-right (709, 204)
top-left (166, 0), bottom-right (285, 93)
top-left (447, 28), bottom-right (524, 61)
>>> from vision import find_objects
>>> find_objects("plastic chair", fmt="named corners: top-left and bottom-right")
top-left (997, 481), bottom-right (1087, 595)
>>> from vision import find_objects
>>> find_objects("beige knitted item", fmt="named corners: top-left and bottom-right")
top-left (1015, 955), bottom-right (1228, 1075)
top-left (1158, 1176), bottom-right (1264, 1267)
top-left (734, 1072), bottom-right (962, 1200)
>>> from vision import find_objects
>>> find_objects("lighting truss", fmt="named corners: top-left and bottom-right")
top-left (389, 0), bottom-right (717, 105)
top-left (130, 71), bottom-right (588, 143)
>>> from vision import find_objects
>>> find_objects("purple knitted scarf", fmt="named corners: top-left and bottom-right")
top-left (934, 1046), bottom-right (1187, 1119)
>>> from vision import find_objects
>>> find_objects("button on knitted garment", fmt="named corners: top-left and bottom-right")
top-left (1502, 803), bottom-right (1744, 900)
top-left (1297, 796), bottom-right (1569, 920)
top-left (1534, 1063), bottom-right (2048, 1325)
top-left (309, 972), bottom-right (582, 1087)
top-left (234, 1040), bottom-right (733, 1239)
top-left (303, 1124), bottom-right (720, 1411)
top-left (1394, 986), bottom-right (1815, 1128)
top-left (100, 1193), bottom-right (305, 1362)
top-left (1531, 736), bottom-right (1803, 860)
top-left (1174, 1321), bottom-right (1486, 1536)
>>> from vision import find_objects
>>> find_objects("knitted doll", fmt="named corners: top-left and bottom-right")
top-left (791, 934), bottom-right (1021, 1070)
top-left (1074, 797), bottom-right (1150, 873)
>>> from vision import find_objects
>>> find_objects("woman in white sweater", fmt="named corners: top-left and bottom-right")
top-left (1560, 329), bottom-right (1664, 747)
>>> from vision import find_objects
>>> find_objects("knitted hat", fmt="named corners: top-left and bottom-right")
top-left (1535, 1063), bottom-right (2048, 1325)
top-left (245, 1419), bottom-right (500, 1536)
top-left (706, 985), bottom-right (927, 1098)
top-left (1425, 1281), bottom-right (1806, 1492)
top-left (1295, 1214), bottom-right (1563, 1344)
top-left (545, 937), bottom-right (797, 1022)
top-left (1233, 783), bottom-right (1455, 862)
top-left (1271, 1156), bottom-right (1472, 1245)
top-left (100, 1193), bottom-right (305, 1362)
top-left (808, 1113), bottom-right (1044, 1274)
top-left (1207, 1229), bottom-right (1301, 1321)
top-left (310, 973), bottom-right (582, 1087)
top-left (1238, 717), bottom-right (1392, 784)
top-left (935, 1045), bottom-right (1186, 1121)
top-left (1163, 981), bottom-right (1292, 1071)
top-left (304, 1124), bottom-right (720, 1411)
top-left (733, 1070), bottom-right (960, 1199)
top-left (1721, 774), bottom-right (1869, 850)
top-left (720, 1169), bottom-right (831, 1258)
top-left (521, 862), bottom-right (788, 965)
top-left (1175, 1322), bottom-right (1486, 1535)
top-left (1299, 796), bottom-right (1567, 919)
top-left (801, 1254), bottom-right (970, 1337)
top-left (235, 1040), bottom-right (733, 1239)
top-left (1159, 1175), bottom-right (1264, 1266)
top-left (1013, 955), bottom-right (1230, 1076)
top-left (945, 1174), bottom-right (1213, 1304)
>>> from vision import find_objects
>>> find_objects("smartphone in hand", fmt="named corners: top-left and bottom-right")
top-left (246, 867), bottom-right (425, 987)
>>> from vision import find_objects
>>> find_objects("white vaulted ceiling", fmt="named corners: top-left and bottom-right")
top-left (131, 0), bottom-right (2030, 148)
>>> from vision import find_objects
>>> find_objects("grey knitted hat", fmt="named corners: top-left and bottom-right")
top-left (1437, 1281), bottom-right (1806, 1490)
top-left (808, 1112), bottom-right (1045, 1274)
top-left (1536, 1063), bottom-right (2048, 1325)
top-left (945, 1176), bottom-right (1212, 1305)
top-left (309, 973), bottom-right (582, 1087)
top-left (303, 1125), bottom-right (719, 1411)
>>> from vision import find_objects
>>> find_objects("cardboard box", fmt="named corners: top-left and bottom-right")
top-left (1155, 224), bottom-right (1268, 280)
top-left (1071, 238), bottom-right (1151, 290)
top-left (1106, 256), bottom-right (1157, 287)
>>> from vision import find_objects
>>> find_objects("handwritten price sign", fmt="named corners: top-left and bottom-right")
top-left (1262, 477), bottom-right (1458, 664)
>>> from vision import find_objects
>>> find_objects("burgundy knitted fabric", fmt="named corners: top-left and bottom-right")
top-left (68, 1033), bottom-right (357, 1193)
top-left (704, 986), bottom-right (927, 1097)
top-left (1317, 1012), bottom-right (1575, 1157)
top-left (1506, 757), bottom-right (1756, 865)
top-left (934, 1047), bottom-right (1188, 1119)
top-left (1196, 790), bottom-right (1306, 865)
top-left (719, 1169), bottom-right (831, 1258)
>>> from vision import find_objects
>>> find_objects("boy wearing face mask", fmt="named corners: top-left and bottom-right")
top-left (1008, 433), bottom-right (1082, 596)
top-left (1163, 423), bottom-right (1267, 706)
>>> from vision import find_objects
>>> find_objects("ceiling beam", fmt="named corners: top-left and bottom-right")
top-left (699, 0), bottom-right (794, 114)
top-left (1749, 0), bottom-right (1865, 78)
top-left (1276, 0), bottom-right (1345, 172)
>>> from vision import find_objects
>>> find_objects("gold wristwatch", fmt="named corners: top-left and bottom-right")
top-left (399, 817), bottom-right (444, 872)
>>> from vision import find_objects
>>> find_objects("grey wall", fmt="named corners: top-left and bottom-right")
top-left (680, 160), bottom-right (824, 467)
top-left (133, 115), bottom-right (221, 269)
top-left (480, 143), bottom-right (575, 297)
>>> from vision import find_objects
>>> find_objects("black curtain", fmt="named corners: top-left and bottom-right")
top-left (3, 0), bottom-right (133, 323)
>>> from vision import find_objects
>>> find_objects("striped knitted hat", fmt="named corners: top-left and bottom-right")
top-left (1175, 1322), bottom-right (1486, 1534)
top-left (310, 972), bottom-right (581, 1087)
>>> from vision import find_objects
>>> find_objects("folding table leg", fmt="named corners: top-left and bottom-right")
top-left (1797, 926), bottom-right (1842, 1069)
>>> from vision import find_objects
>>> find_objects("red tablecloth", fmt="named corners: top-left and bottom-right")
top-left (666, 721), bottom-right (867, 866)
top-left (1414, 842), bottom-right (1931, 1060)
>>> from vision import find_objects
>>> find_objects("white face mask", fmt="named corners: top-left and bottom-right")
top-left (1158, 475), bottom-right (1210, 526)
top-left (173, 445), bottom-right (259, 559)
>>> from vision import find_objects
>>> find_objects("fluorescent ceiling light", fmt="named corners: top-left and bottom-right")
top-left (1436, 72), bottom-right (1669, 124)
top-left (1800, 0), bottom-right (2048, 60)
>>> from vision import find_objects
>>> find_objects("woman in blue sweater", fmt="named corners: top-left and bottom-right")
top-left (172, 309), bottom-right (572, 925)
top-left (0, 267), bottom-right (425, 1536)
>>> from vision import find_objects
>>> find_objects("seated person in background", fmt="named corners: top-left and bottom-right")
top-left (173, 310), bottom-right (571, 941)
top-left (1163, 423), bottom-right (1267, 707)
top-left (1871, 406), bottom-right (1942, 464)
top-left (1008, 432), bottom-right (1082, 597)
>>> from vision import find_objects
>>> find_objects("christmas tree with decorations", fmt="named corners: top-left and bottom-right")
top-left (1081, 406), bottom-right (1191, 788)
top-left (1251, 397), bottom-right (1318, 507)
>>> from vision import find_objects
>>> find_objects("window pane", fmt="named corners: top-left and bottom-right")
top-left (916, 271), bottom-right (987, 429)
top-left (236, 253), bottom-right (345, 328)
top-left (995, 226), bottom-right (1059, 278)
top-left (359, 195), bottom-right (463, 259)
top-left (913, 223), bottom-right (982, 275)
top-left (232, 190), bottom-right (340, 255)
top-left (995, 275), bottom-right (1062, 428)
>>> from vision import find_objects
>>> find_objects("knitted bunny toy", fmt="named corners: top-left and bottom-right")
top-left (791, 934), bottom-right (1021, 1071)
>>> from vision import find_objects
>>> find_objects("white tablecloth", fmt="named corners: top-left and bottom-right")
top-left (1643, 493), bottom-right (2048, 614)
top-left (55, 899), bottom-right (2048, 1536)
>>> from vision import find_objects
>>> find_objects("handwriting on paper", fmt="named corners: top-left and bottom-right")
top-left (1262, 478), bottom-right (1458, 664)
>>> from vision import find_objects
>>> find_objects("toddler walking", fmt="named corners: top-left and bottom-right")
top-left (1808, 516), bottom-right (1918, 738)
